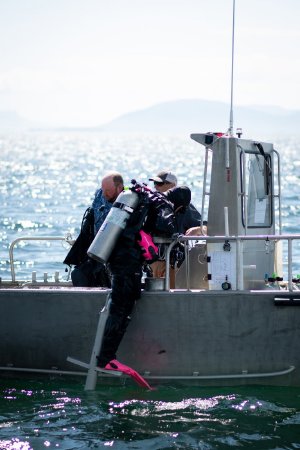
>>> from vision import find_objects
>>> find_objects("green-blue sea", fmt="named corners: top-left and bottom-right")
top-left (1, 131), bottom-right (300, 449)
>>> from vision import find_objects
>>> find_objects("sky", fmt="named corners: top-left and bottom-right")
top-left (0, 0), bottom-right (299, 127)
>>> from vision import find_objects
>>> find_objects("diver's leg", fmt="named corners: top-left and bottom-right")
top-left (97, 271), bottom-right (141, 367)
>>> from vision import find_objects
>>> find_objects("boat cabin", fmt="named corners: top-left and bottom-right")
top-left (175, 133), bottom-right (282, 291)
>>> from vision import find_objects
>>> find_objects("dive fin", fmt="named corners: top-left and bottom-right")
top-left (104, 359), bottom-right (152, 390)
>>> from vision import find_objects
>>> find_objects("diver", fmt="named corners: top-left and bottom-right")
top-left (88, 181), bottom-right (190, 386)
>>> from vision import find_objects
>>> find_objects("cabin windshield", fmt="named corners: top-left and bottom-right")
top-left (241, 151), bottom-right (272, 228)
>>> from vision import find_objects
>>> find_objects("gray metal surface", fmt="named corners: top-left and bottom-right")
top-left (0, 287), bottom-right (299, 386)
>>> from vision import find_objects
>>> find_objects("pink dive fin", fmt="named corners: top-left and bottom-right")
top-left (105, 359), bottom-right (152, 390)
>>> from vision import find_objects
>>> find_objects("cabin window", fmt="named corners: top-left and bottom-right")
top-left (240, 151), bottom-right (272, 228)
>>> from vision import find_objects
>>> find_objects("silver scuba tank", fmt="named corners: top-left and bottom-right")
top-left (87, 189), bottom-right (139, 263)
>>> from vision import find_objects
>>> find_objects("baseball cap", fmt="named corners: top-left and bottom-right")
top-left (149, 171), bottom-right (177, 185)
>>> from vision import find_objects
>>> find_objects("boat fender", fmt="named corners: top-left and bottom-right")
top-left (87, 189), bottom-right (140, 263)
top-left (137, 230), bottom-right (159, 263)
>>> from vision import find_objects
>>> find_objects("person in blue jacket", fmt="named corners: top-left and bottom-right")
top-left (64, 172), bottom-right (124, 286)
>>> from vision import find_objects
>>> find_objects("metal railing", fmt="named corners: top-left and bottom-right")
top-left (6, 233), bottom-right (300, 292)
top-left (8, 235), bottom-right (74, 283)
top-left (164, 234), bottom-right (300, 292)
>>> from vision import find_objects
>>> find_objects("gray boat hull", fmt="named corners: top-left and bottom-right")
top-left (0, 286), bottom-right (299, 386)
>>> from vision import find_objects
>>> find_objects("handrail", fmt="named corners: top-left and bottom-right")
top-left (272, 148), bottom-right (282, 234)
top-left (165, 233), bottom-right (300, 292)
top-left (7, 233), bottom-right (300, 291)
top-left (145, 365), bottom-right (295, 380)
top-left (240, 145), bottom-right (248, 232)
top-left (200, 145), bottom-right (211, 230)
top-left (9, 235), bottom-right (73, 283)
top-left (0, 364), bottom-right (294, 380)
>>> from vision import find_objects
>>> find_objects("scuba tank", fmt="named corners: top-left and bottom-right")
top-left (87, 189), bottom-right (139, 263)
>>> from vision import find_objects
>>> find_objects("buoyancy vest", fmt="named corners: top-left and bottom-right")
top-left (130, 180), bottom-right (176, 237)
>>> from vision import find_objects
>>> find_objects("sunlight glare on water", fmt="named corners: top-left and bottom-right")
top-left (0, 132), bottom-right (206, 281)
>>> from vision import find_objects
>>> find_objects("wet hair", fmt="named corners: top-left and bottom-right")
top-left (166, 186), bottom-right (191, 211)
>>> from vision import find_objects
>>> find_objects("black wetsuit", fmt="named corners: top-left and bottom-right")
top-left (97, 189), bottom-right (176, 367)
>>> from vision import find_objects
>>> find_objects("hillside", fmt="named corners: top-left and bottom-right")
top-left (98, 99), bottom-right (300, 136)
top-left (1, 100), bottom-right (299, 136)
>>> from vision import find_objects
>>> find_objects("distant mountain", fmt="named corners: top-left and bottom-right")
top-left (0, 110), bottom-right (40, 130)
top-left (1, 100), bottom-right (299, 136)
top-left (97, 99), bottom-right (300, 136)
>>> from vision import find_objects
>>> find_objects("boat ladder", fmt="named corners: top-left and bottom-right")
top-left (67, 293), bottom-right (122, 390)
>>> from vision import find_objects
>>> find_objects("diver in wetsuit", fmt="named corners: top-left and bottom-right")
top-left (96, 182), bottom-right (181, 370)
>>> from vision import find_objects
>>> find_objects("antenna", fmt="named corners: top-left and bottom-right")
top-left (228, 0), bottom-right (235, 137)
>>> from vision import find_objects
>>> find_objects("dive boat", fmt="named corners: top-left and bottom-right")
top-left (1, 131), bottom-right (300, 388)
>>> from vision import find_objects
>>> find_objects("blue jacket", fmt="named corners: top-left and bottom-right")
top-left (92, 188), bottom-right (112, 234)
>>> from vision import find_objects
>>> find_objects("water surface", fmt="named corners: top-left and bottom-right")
top-left (1, 376), bottom-right (300, 449)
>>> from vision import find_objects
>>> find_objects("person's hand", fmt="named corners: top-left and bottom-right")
top-left (185, 225), bottom-right (207, 236)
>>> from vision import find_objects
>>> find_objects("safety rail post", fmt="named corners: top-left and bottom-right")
top-left (185, 240), bottom-right (191, 291)
top-left (236, 238), bottom-right (243, 290)
top-left (165, 240), bottom-right (178, 291)
top-left (201, 146), bottom-right (211, 232)
top-left (288, 238), bottom-right (293, 292)
top-left (239, 146), bottom-right (248, 233)
top-left (272, 149), bottom-right (282, 234)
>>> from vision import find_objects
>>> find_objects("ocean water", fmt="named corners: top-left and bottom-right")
top-left (1, 131), bottom-right (300, 449)
top-left (1, 377), bottom-right (300, 450)
top-left (1, 131), bottom-right (206, 282)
